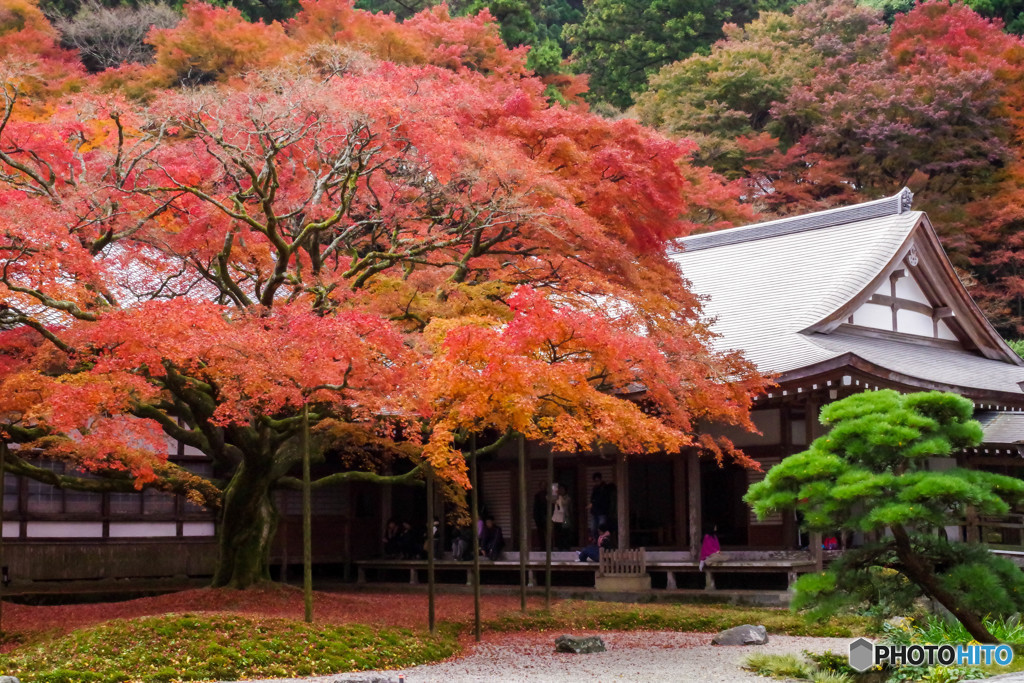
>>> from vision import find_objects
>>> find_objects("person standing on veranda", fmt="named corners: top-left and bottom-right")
top-left (587, 472), bottom-right (615, 543)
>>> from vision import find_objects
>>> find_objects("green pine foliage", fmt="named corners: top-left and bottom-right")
top-left (746, 390), bottom-right (1024, 642)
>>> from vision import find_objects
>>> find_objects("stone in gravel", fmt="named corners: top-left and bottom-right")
top-left (554, 634), bottom-right (606, 653)
top-left (711, 624), bottom-right (768, 646)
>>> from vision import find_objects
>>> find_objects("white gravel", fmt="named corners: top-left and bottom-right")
top-left (245, 631), bottom-right (856, 683)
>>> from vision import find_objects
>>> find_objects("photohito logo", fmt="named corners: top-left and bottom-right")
top-left (848, 638), bottom-right (1015, 672)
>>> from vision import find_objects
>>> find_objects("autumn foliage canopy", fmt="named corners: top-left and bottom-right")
top-left (0, 0), bottom-right (763, 585)
top-left (637, 0), bottom-right (1024, 335)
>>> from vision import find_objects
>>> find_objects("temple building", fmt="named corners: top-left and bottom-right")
top-left (356, 188), bottom-right (1024, 588)
top-left (4, 189), bottom-right (1024, 589)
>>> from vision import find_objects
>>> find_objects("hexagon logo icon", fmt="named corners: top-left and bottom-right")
top-left (849, 638), bottom-right (874, 672)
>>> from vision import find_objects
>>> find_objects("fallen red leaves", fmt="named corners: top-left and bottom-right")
top-left (0, 585), bottom-right (555, 649)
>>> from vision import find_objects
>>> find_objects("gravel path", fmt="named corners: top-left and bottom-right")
top-left (240, 631), bottom-right (854, 683)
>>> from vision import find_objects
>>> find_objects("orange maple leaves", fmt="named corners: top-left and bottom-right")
top-left (0, 0), bottom-right (766, 495)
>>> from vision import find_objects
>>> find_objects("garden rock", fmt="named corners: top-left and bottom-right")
top-left (711, 624), bottom-right (768, 646)
top-left (885, 616), bottom-right (913, 630)
top-left (0, 678), bottom-right (19, 683)
top-left (554, 634), bottom-right (606, 653)
top-left (985, 675), bottom-right (1024, 682)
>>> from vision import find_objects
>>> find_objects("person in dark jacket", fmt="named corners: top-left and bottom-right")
top-left (588, 472), bottom-right (615, 542)
top-left (479, 516), bottom-right (505, 561)
top-left (533, 483), bottom-right (548, 549)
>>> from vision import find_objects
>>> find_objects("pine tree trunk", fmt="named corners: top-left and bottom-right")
top-left (212, 457), bottom-right (278, 589)
top-left (891, 525), bottom-right (998, 644)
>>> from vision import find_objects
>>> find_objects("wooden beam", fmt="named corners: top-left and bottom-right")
top-left (616, 458), bottom-right (629, 549)
top-left (687, 452), bottom-right (701, 557)
top-left (869, 293), bottom-right (934, 318)
top-left (673, 458), bottom-right (686, 548)
top-left (933, 306), bottom-right (954, 319)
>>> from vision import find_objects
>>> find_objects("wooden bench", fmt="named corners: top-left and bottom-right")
top-left (596, 547), bottom-right (651, 591)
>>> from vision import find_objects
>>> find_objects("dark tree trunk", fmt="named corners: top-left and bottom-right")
top-left (212, 456), bottom-right (278, 588)
top-left (891, 525), bottom-right (998, 644)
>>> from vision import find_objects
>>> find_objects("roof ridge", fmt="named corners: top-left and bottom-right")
top-left (672, 187), bottom-right (915, 254)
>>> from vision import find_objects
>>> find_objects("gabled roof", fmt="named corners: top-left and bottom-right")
top-left (670, 189), bottom-right (1024, 403)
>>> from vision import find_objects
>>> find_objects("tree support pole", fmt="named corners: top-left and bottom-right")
top-left (518, 434), bottom-right (528, 613)
top-left (0, 440), bottom-right (6, 634)
top-left (426, 468), bottom-right (436, 636)
top-left (470, 434), bottom-right (481, 642)
top-left (302, 405), bottom-right (313, 624)
top-left (545, 447), bottom-right (553, 611)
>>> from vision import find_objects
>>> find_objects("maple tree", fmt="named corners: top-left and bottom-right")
top-left (0, 0), bottom-right (764, 587)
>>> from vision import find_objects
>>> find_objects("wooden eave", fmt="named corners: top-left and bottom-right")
top-left (772, 352), bottom-right (1024, 407)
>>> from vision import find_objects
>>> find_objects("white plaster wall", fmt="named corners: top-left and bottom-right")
top-left (852, 302), bottom-right (892, 330)
top-left (937, 319), bottom-right (957, 341)
top-left (897, 309), bottom-right (935, 337)
top-left (182, 520), bottom-right (214, 536)
top-left (182, 522), bottom-right (215, 537)
top-left (108, 522), bottom-right (177, 538)
top-left (27, 522), bottom-right (103, 538)
top-left (895, 274), bottom-right (930, 305)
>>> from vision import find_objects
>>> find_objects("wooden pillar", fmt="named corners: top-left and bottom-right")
top-left (517, 435), bottom-right (528, 613)
top-left (673, 458), bottom-right (686, 548)
top-left (687, 451), bottom-right (701, 558)
top-left (615, 457), bottom-right (629, 549)
top-left (342, 488), bottom-right (352, 582)
top-left (545, 448), bottom-right (553, 610)
top-left (966, 506), bottom-right (980, 544)
top-left (380, 480), bottom-right (393, 549)
top-left (811, 531), bottom-right (823, 571)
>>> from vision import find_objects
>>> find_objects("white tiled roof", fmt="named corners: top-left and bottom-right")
top-left (670, 191), bottom-right (1024, 399)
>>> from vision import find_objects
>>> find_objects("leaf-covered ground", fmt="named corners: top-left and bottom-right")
top-left (0, 585), bottom-right (872, 682)
top-left (0, 584), bottom-right (548, 646)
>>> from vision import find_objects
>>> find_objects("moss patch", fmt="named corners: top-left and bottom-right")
top-left (0, 613), bottom-right (458, 683)
top-left (487, 600), bottom-right (874, 637)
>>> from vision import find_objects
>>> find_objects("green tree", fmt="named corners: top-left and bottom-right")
top-left (635, 0), bottom-right (885, 173)
top-left (746, 390), bottom-right (1024, 643)
top-left (466, 0), bottom-right (537, 46)
top-left (564, 0), bottom-right (792, 108)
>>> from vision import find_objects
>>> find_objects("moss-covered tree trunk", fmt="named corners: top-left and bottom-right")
top-left (212, 455), bottom-right (279, 589)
